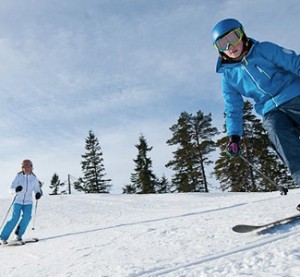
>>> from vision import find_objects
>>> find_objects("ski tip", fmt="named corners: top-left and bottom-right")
top-left (22, 238), bottom-right (39, 243)
top-left (27, 238), bottom-right (39, 242)
top-left (232, 225), bottom-right (244, 233)
top-left (232, 224), bottom-right (258, 233)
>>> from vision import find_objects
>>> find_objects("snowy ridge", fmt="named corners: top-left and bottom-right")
top-left (1, 190), bottom-right (300, 276)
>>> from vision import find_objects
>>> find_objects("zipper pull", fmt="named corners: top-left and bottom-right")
top-left (242, 56), bottom-right (248, 65)
top-left (255, 65), bottom-right (271, 79)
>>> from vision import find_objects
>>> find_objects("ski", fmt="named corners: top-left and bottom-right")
top-left (23, 238), bottom-right (39, 244)
top-left (1, 238), bottom-right (39, 246)
top-left (232, 214), bottom-right (300, 233)
top-left (5, 241), bottom-right (25, 246)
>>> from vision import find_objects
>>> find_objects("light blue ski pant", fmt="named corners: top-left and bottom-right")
top-left (0, 203), bottom-right (32, 240)
top-left (263, 95), bottom-right (300, 186)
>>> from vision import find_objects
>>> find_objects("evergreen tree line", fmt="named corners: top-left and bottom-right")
top-left (49, 101), bottom-right (298, 195)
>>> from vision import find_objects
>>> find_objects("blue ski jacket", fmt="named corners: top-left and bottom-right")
top-left (216, 39), bottom-right (300, 137)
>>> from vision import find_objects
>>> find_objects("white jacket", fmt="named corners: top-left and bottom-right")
top-left (11, 172), bottom-right (42, 205)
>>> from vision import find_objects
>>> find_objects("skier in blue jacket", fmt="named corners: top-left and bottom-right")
top-left (211, 18), bottom-right (300, 191)
top-left (0, 159), bottom-right (42, 244)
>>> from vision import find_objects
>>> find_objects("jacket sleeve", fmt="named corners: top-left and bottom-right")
top-left (258, 41), bottom-right (300, 76)
top-left (222, 76), bottom-right (245, 137)
top-left (10, 174), bottom-right (21, 194)
top-left (33, 178), bottom-right (42, 195)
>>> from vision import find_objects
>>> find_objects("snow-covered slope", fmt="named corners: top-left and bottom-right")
top-left (1, 190), bottom-right (300, 277)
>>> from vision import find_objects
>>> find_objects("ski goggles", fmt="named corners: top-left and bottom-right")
top-left (214, 28), bottom-right (244, 52)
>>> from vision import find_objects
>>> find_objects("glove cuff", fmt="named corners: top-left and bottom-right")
top-left (229, 135), bottom-right (240, 143)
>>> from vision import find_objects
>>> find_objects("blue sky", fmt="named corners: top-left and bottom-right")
top-left (0, 0), bottom-right (299, 195)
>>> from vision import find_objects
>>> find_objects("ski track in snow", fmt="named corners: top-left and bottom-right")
top-left (0, 191), bottom-right (300, 277)
top-left (134, 225), bottom-right (300, 277)
top-left (38, 202), bottom-right (246, 242)
top-left (33, 194), bottom-right (278, 243)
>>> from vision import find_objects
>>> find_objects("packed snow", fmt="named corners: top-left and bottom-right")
top-left (1, 190), bottom-right (300, 276)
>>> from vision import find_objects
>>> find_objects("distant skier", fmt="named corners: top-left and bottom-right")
top-left (211, 18), bottom-right (300, 193)
top-left (0, 159), bottom-right (42, 244)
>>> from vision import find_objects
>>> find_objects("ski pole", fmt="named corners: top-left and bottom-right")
top-left (240, 155), bottom-right (288, 195)
top-left (0, 194), bottom-right (17, 231)
top-left (32, 200), bottom-right (38, 230)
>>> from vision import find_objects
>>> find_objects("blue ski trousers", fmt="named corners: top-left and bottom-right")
top-left (0, 203), bottom-right (32, 240)
top-left (263, 95), bottom-right (300, 186)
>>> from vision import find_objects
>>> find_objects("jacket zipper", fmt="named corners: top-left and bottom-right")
top-left (23, 175), bottom-right (29, 204)
top-left (255, 65), bottom-right (271, 79)
top-left (241, 62), bottom-right (279, 107)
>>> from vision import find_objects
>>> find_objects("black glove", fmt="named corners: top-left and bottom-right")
top-left (35, 192), bottom-right (41, 200)
top-left (15, 186), bottom-right (23, 193)
top-left (226, 135), bottom-right (241, 158)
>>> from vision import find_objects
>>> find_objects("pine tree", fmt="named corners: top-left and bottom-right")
top-left (215, 136), bottom-right (253, 192)
top-left (49, 173), bottom-right (65, 195)
top-left (125, 134), bottom-right (157, 194)
top-left (214, 101), bottom-right (296, 192)
top-left (166, 111), bottom-right (219, 192)
top-left (79, 130), bottom-right (112, 193)
top-left (156, 174), bottom-right (175, 193)
top-left (122, 184), bottom-right (136, 194)
top-left (74, 177), bottom-right (86, 192)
